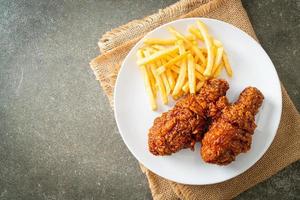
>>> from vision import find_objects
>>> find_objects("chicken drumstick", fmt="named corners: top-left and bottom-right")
top-left (201, 87), bottom-right (264, 165)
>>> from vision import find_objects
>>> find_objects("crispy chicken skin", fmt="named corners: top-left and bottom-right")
top-left (201, 87), bottom-right (264, 165)
top-left (148, 79), bottom-right (229, 156)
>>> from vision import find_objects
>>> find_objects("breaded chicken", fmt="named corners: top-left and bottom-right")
top-left (148, 79), bottom-right (229, 156)
top-left (201, 87), bottom-right (264, 165)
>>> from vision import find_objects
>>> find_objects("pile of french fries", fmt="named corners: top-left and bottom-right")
top-left (136, 20), bottom-right (233, 110)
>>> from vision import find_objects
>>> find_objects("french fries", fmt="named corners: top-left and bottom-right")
top-left (223, 52), bottom-right (233, 77)
top-left (196, 20), bottom-right (214, 77)
top-left (144, 38), bottom-right (176, 45)
top-left (137, 50), bottom-right (157, 110)
top-left (137, 46), bottom-right (179, 66)
top-left (144, 50), bottom-right (168, 105)
top-left (137, 20), bottom-right (234, 110)
top-left (187, 54), bottom-right (196, 93)
top-left (212, 47), bottom-right (224, 75)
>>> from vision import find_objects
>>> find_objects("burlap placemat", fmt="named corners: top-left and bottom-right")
top-left (90, 0), bottom-right (300, 199)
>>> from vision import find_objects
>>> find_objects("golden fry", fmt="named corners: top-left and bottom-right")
top-left (196, 81), bottom-right (204, 92)
top-left (187, 54), bottom-right (196, 93)
top-left (213, 64), bottom-right (223, 78)
top-left (137, 46), bottom-right (179, 66)
top-left (172, 57), bottom-right (187, 96)
top-left (172, 89), bottom-right (184, 100)
top-left (188, 26), bottom-right (204, 41)
top-left (166, 69), bottom-right (175, 90)
top-left (156, 60), bottom-right (171, 95)
top-left (195, 63), bottom-right (205, 74)
top-left (195, 71), bottom-right (206, 81)
top-left (152, 45), bottom-right (167, 51)
top-left (170, 65), bottom-right (180, 73)
top-left (194, 55), bottom-right (199, 64)
top-left (156, 66), bottom-right (166, 75)
top-left (144, 50), bottom-right (168, 104)
top-left (161, 59), bottom-right (176, 90)
top-left (161, 72), bottom-right (171, 95)
top-left (137, 50), bottom-right (157, 110)
top-left (196, 20), bottom-right (214, 77)
top-left (212, 47), bottom-right (224, 74)
top-left (223, 51), bottom-right (233, 77)
top-left (213, 39), bottom-right (223, 47)
top-left (164, 55), bottom-right (173, 61)
top-left (182, 80), bottom-right (189, 93)
top-left (144, 38), bottom-right (176, 45)
top-left (177, 39), bottom-right (186, 54)
top-left (147, 65), bottom-right (157, 98)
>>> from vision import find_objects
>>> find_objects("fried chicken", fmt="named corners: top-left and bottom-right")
top-left (148, 79), bottom-right (229, 156)
top-left (201, 87), bottom-right (264, 165)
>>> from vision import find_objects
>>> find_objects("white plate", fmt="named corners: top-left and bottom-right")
top-left (114, 18), bottom-right (282, 185)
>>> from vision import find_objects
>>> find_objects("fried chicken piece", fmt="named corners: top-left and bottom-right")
top-left (148, 79), bottom-right (229, 156)
top-left (201, 87), bottom-right (264, 165)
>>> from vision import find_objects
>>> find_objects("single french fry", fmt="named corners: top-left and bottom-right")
top-left (152, 45), bottom-right (167, 51)
top-left (212, 47), bottom-right (224, 74)
top-left (172, 57), bottom-right (187, 96)
top-left (156, 66), bottom-right (166, 75)
top-left (177, 39), bottom-right (186, 54)
top-left (187, 54), bottom-right (196, 93)
top-left (188, 26), bottom-right (204, 41)
top-left (165, 55), bottom-right (174, 61)
top-left (143, 46), bottom-right (157, 54)
top-left (172, 89), bottom-right (184, 100)
top-left (166, 69), bottom-right (175, 90)
top-left (137, 50), bottom-right (157, 110)
top-left (168, 27), bottom-right (206, 63)
top-left (137, 46), bottom-right (179, 66)
top-left (196, 81), bottom-right (204, 92)
top-left (161, 59), bottom-right (175, 91)
top-left (194, 55), bottom-right (199, 64)
top-left (196, 20), bottom-right (214, 77)
top-left (186, 34), bottom-right (196, 41)
top-left (223, 52), bottom-right (233, 77)
top-left (147, 65), bottom-right (157, 98)
top-left (182, 81), bottom-right (189, 93)
top-left (156, 60), bottom-right (171, 95)
top-left (141, 48), bottom-right (157, 91)
top-left (213, 64), bottom-right (223, 78)
top-left (144, 50), bottom-right (168, 104)
top-left (144, 38), bottom-right (176, 45)
top-left (172, 70), bottom-right (178, 80)
top-left (195, 71), bottom-right (206, 81)
top-left (161, 72), bottom-right (171, 95)
top-left (170, 52), bottom-right (178, 58)
top-left (170, 65), bottom-right (180, 73)
top-left (195, 63), bottom-right (205, 74)
top-left (213, 39), bottom-right (223, 47)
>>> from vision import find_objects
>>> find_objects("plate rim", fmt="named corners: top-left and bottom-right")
top-left (113, 17), bottom-right (282, 185)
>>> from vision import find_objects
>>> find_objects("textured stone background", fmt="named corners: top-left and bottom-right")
top-left (0, 0), bottom-right (299, 199)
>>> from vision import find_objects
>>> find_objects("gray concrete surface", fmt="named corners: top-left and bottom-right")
top-left (0, 0), bottom-right (299, 199)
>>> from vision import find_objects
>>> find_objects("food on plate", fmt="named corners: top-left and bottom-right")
top-left (136, 20), bottom-right (233, 110)
top-left (137, 50), bottom-right (157, 110)
top-left (148, 79), bottom-right (229, 156)
top-left (201, 87), bottom-right (264, 165)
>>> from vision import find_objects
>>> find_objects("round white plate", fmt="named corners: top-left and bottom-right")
top-left (114, 18), bottom-right (282, 185)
